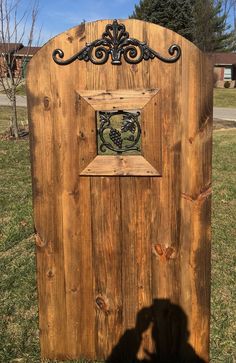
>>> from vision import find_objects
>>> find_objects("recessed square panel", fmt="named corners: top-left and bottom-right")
top-left (96, 110), bottom-right (141, 155)
top-left (77, 89), bottom-right (161, 176)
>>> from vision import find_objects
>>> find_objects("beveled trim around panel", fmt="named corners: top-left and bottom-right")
top-left (77, 88), bottom-right (161, 176)
top-left (79, 88), bottom-right (159, 111)
top-left (80, 156), bottom-right (160, 176)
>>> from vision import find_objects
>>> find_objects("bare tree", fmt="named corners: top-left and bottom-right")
top-left (234, 2), bottom-right (236, 30)
top-left (220, 0), bottom-right (236, 16)
top-left (221, 0), bottom-right (236, 47)
top-left (0, 0), bottom-right (39, 138)
top-left (216, 0), bottom-right (236, 28)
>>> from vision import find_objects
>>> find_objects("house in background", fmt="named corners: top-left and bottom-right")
top-left (0, 43), bottom-right (40, 78)
top-left (212, 52), bottom-right (236, 88)
top-left (13, 46), bottom-right (40, 78)
top-left (0, 43), bottom-right (23, 77)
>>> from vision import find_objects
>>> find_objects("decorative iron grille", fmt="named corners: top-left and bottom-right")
top-left (97, 110), bottom-right (141, 155)
top-left (53, 19), bottom-right (181, 66)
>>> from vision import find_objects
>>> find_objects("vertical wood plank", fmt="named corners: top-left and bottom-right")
top-left (58, 25), bottom-right (96, 359)
top-left (180, 46), bottom-right (212, 361)
top-left (87, 20), bottom-right (122, 360)
top-left (149, 30), bottom-right (183, 307)
top-left (90, 177), bottom-right (122, 359)
top-left (27, 44), bottom-right (69, 359)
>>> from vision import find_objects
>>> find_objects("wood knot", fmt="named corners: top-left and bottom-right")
top-left (152, 244), bottom-right (177, 260)
top-left (79, 131), bottom-right (86, 140)
top-left (95, 296), bottom-right (110, 314)
top-left (152, 243), bottom-right (164, 256)
top-left (165, 247), bottom-right (175, 260)
top-left (70, 287), bottom-right (78, 293)
top-left (67, 36), bottom-right (73, 43)
top-left (182, 185), bottom-right (212, 203)
top-left (43, 97), bottom-right (50, 110)
top-left (47, 270), bottom-right (54, 279)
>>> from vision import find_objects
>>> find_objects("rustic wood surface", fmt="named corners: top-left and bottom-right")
top-left (81, 155), bottom-right (160, 176)
top-left (79, 88), bottom-right (159, 110)
top-left (27, 19), bottom-right (212, 362)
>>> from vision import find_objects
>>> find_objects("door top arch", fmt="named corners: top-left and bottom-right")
top-left (27, 18), bottom-right (203, 80)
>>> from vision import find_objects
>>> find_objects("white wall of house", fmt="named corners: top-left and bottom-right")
top-left (224, 66), bottom-right (233, 80)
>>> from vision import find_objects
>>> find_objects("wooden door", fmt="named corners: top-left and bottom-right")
top-left (27, 19), bottom-right (213, 362)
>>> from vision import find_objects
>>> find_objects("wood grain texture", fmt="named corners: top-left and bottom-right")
top-left (79, 88), bottom-right (159, 110)
top-left (80, 155), bottom-right (160, 176)
top-left (27, 19), bottom-right (212, 361)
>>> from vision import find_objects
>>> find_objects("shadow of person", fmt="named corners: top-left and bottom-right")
top-left (145, 299), bottom-right (206, 363)
top-left (106, 299), bottom-right (206, 363)
top-left (106, 306), bottom-right (152, 363)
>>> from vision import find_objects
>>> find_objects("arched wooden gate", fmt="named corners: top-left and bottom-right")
top-left (27, 19), bottom-right (212, 362)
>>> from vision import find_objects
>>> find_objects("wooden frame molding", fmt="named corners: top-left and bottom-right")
top-left (81, 155), bottom-right (160, 176)
top-left (77, 88), bottom-right (162, 176)
top-left (79, 89), bottom-right (159, 110)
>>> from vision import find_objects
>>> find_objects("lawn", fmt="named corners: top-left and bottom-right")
top-left (0, 121), bottom-right (235, 362)
top-left (211, 129), bottom-right (236, 362)
top-left (0, 106), bottom-right (28, 135)
top-left (214, 88), bottom-right (236, 108)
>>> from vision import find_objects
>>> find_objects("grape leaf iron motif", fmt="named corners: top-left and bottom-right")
top-left (52, 19), bottom-right (181, 66)
top-left (98, 111), bottom-right (141, 154)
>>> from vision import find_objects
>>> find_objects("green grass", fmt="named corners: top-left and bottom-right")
top-left (0, 106), bottom-right (28, 134)
top-left (211, 129), bottom-right (236, 362)
top-left (0, 140), bottom-right (39, 363)
top-left (0, 127), bottom-right (235, 362)
top-left (214, 88), bottom-right (236, 108)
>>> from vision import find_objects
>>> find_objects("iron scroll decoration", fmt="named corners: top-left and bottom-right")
top-left (98, 110), bottom-right (141, 154)
top-left (52, 19), bottom-right (181, 66)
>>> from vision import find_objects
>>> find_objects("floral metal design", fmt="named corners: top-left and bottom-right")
top-left (52, 19), bottom-right (181, 66)
top-left (97, 110), bottom-right (141, 154)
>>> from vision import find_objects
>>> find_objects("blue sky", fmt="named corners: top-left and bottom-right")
top-left (18, 0), bottom-right (235, 45)
top-left (37, 0), bottom-right (139, 44)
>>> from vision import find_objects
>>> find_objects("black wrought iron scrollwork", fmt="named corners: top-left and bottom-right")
top-left (98, 110), bottom-right (141, 154)
top-left (52, 19), bottom-right (181, 66)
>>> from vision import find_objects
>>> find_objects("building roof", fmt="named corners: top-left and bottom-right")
top-left (211, 52), bottom-right (236, 66)
top-left (0, 43), bottom-right (40, 56)
top-left (15, 46), bottom-right (41, 56)
top-left (0, 43), bottom-right (23, 53)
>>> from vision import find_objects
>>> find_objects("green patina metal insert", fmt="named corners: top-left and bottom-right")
top-left (96, 110), bottom-right (142, 155)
